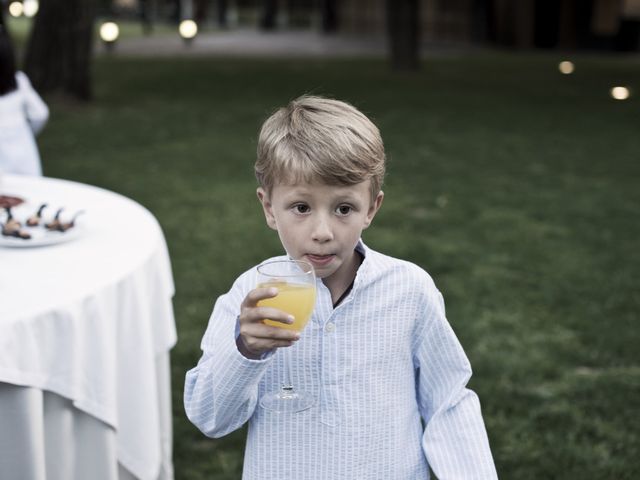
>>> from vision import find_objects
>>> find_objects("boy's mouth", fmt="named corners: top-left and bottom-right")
top-left (305, 254), bottom-right (335, 267)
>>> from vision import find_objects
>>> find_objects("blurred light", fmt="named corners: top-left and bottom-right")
top-left (23, 0), bottom-right (39, 17)
top-left (610, 86), bottom-right (630, 100)
top-left (9, 1), bottom-right (23, 17)
top-left (99, 22), bottom-right (120, 43)
top-left (179, 20), bottom-right (198, 40)
top-left (558, 60), bottom-right (575, 75)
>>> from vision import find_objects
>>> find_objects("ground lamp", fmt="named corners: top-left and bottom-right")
top-left (179, 20), bottom-right (198, 45)
top-left (22, 0), bottom-right (38, 17)
top-left (558, 61), bottom-right (575, 75)
top-left (610, 86), bottom-right (631, 100)
top-left (8, 1), bottom-right (23, 16)
top-left (99, 22), bottom-right (120, 52)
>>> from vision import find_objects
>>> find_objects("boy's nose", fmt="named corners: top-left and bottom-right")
top-left (311, 216), bottom-right (333, 243)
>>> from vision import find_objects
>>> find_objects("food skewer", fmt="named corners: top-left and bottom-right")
top-left (45, 208), bottom-right (64, 231)
top-left (1, 207), bottom-right (31, 239)
top-left (26, 203), bottom-right (48, 227)
top-left (1, 205), bottom-right (86, 242)
top-left (46, 209), bottom-right (85, 233)
top-left (57, 210), bottom-right (85, 232)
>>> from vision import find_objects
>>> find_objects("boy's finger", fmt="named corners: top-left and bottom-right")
top-left (243, 287), bottom-right (278, 307)
top-left (239, 325), bottom-right (300, 353)
top-left (243, 306), bottom-right (294, 325)
top-left (241, 323), bottom-right (300, 341)
top-left (258, 307), bottom-right (295, 325)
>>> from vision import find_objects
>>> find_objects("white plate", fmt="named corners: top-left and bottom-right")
top-left (0, 201), bottom-right (86, 248)
top-left (0, 223), bottom-right (84, 248)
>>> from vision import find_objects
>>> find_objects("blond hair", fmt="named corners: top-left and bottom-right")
top-left (255, 95), bottom-right (385, 202)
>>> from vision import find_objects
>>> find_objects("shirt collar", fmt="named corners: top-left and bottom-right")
top-left (351, 239), bottom-right (371, 291)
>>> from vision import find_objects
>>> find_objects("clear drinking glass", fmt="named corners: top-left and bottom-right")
top-left (257, 259), bottom-right (316, 413)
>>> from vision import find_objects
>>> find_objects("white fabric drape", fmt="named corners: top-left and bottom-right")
top-left (0, 352), bottom-right (172, 479)
top-left (0, 175), bottom-right (177, 479)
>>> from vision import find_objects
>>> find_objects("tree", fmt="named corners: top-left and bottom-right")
top-left (23, 0), bottom-right (98, 101)
top-left (260, 0), bottom-right (278, 30)
top-left (139, 0), bottom-right (158, 34)
top-left (194, 0), bottom-right (210, 24)
top-left (321, 0), bottom-right (338, 33)
top-left (386, 0), bottom-right (420, 71)
top-left (216, 0), bottom-right (229, 28)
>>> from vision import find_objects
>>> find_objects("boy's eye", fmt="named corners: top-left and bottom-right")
top-left (293, 204), bottom-right (310, 214)
top-left (336, 205), bottom-right (352, 216)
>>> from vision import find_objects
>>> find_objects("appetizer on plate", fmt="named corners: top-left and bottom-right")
top-left (2, 207), bottom-right (31, 239)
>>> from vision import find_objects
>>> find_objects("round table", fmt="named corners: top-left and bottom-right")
top-left (0, 174), bottom-right (177, 480)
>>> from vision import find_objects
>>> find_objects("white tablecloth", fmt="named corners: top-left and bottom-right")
top-left (0, 174), bottom-right (177, 479)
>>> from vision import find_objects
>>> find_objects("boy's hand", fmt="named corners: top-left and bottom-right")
top-left (236, 287), bottom-right (299, 359)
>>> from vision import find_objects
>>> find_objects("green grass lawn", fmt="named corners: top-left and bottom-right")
top-left (36, 52), bottom-right (639, 479)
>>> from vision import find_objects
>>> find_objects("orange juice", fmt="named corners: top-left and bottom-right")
top-left (258, 282), bottom-right (316, 331)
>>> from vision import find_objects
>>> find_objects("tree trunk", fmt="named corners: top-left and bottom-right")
top-left (386, 0), bottom-right (420, 71)
top-left (23, 0), bottom-right (97, 101)
top-left (321, 0), bottom-right (338, 33)
top-left (194, 0), bottom-right (210, 23)
top-left (216, 0), bottom-right (228, 28)
top-left (139, 0), bottom-right (157, 34)
top-left (260, 0), bottom-right (278, 30)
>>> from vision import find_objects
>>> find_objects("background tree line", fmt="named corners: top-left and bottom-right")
top-left (1, 0), bottom-right (419, 101)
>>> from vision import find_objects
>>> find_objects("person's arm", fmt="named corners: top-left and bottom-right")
top-left (414, 284), bottom-right (498, 479)
top-left (183, 269), bottom-right (299, 437)
top-left (16, 72), bottom-right (49, 135)
top-left (183, 272), bottom-right (271, 438)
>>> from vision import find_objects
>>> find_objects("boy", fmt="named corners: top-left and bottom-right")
top-left (184, 96), bottom-right (498, 479)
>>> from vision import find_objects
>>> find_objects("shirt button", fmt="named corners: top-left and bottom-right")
top-left (324, 323), bottom-right (335, 333)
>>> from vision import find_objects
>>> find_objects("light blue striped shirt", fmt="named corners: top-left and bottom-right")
top-left (184, 242), bottom-right (498, 479)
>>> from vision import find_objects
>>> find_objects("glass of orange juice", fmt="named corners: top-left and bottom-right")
top-left (257, 259), bottom-right (316, 412)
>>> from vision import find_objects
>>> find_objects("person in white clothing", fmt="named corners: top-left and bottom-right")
top-left (0, 25), bottom-right (49, 176)
top-left (184, 95), bottom-right (498, 479)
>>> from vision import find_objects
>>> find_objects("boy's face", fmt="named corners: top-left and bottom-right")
top-left (257, 180), bottom-right (383, 286)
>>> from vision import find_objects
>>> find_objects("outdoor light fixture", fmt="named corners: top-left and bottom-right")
top-left (99, 22), bottom-right (120, 50)
top-left (8, 1), bottom-right (23, 17)
top-left (179, 20), bottom-right (198, 43)
top-left (558, 61), bottom-right (575, 75)
top-left (610, 86), bottom-right (630, 100)
top-left (22, 0), bottom-right (39, 18)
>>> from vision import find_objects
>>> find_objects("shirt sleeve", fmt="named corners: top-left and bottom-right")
top-left (16, 71), bottom-right (49, 135)
top-left (414, 284), bottom-right (498, 479)
top-left (183, 270), bottom-right (272, 438)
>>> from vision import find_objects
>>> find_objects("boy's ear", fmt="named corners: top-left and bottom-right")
top-left (257, 187), bottom-right (277, 230)
top-left (363, 191), bottom-right (384, 229)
